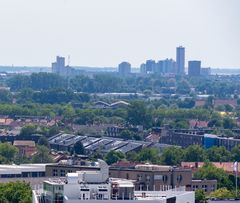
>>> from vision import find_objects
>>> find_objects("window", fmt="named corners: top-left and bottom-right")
top-left (146, 175), bottom-right (151, 181)
top-left (137, 174), bottom-right (142, 181)
top-left (32, 172), bottom-right (38, 177)
top-left (53, 169), bottom-right (58, 177)
top-left (60, 170), bottom-right (65, 177)
top-left (98, 194), bottom-right (103, 199)
top-left (177, 175), bottom-right (182, 183)
top-left (163, 175), bottom-right (168, 183)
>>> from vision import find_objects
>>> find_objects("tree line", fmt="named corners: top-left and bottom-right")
top-left (6, 73), bottom-right (240, 97)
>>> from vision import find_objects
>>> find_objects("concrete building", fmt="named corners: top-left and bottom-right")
top-left (45, 162), bottom-right (100, 177)
top-left (159, 128), bottom-right (240, 151)
top-left (32, 160), bottom-right (195, 203)
top-left (118, 62), bottom-right (131, 76)
top-left (200, 67), bottom-right (211, 76)
top-left (161, 59), bottom-right (177, 74)
top-left (52, 56), bottom-right (75, 77)
top-left (188, 61), bottom-right (201, 76)
top-left (0, 164), bottom-right (46, 178)
top-left (110, 162), bottom-right (216, 193)
top-left (52, 56), bottom-right (65, 75)
top-left (140, 63), bottom-right (146, 74)
top-left (145, 60), bottom-right (156, 73)
top-left (176, 46), bottom-right (185, 75)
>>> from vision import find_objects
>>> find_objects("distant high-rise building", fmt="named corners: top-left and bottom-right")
top-left (188, 61), bottom-right (201, 76)
top-left (176, 46), bottom-right (185, 75)
top-left (157, 59), bottom-right (176, 74)
top-left (52, 56), bottom-right (65, 75)
top-left (201, 67), bottom-right (211, 76)
top-left (52, 56), bottom-right (74, 76)
top-left (155, 60), bottom-right (164, 74)
top-left (118, 62), bottom-right (131, 76)
top-left (140, 63), bottom-right (147, 74)
top-left (146, 60), bottom-right (156, 73)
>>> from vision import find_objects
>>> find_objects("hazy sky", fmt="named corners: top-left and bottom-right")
top-left (0, 0), bottom-right (239, 68)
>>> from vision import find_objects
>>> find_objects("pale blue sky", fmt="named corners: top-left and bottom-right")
top-left (0, 0), bottom-right (239, 68)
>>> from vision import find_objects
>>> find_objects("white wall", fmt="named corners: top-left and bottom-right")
top-left (32, 190), bottom-right (39, 203)
top-left (176, 192), bottom-right (195, 203)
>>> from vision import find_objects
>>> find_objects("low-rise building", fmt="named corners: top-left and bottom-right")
top-left (110, 161), bottom-right (217, 193)
top-left (32, 160), bottom-right (195, 203)
top-left (13, 140), bottom-right (37, 157)
top-left (0, 164), bottom-right (46, 178)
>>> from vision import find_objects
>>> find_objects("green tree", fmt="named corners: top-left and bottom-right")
top-left (119, 130), bottom-right (134, 140)
top-left (225, 104), bottom-right (234, 112)
top-left (105, 151), bottom-right (125, 165)
top-left (206, 146), bottom-right (232, 162)
top-left (20, 124), bottom-right (38, 136)
top-left (160, 146), bottom-right (184, 166)
top-left (17, 88), bottom-right (34, 103)
top-left (75, 110), bottom-right (95, 125)
top-left (0, 143), bottom-right (18, 163)
top-left (136, 148), bottom-right (160, 164)
top-left (38, 136), bottom-right (50, 148)
top-left (176, 80), bottom-right (191, 94)
top-left (126, 151), bottom-right (138, 162)
top-left (0, 90), bottom-right (12, 103)
top-left (73, 141), bottom-right (85, 155)
top-left (208, 188), bottom-right (234, 199)
top-left (208, 119), bottom-right (222, 128)
top-left (0, 181), bottom-right (32, 203)
top-left (195, 189), bottom-right (206, 203)
top-left (194, 162), bottom-right (233, 189)
top-left (184, 145), bottom-right (206, 162)
top-left (231, 145), bottom-right (240, 162)
top-left (48, 126), bottom-right (60, 137)
top-left (31, 145), bottom-right (53, 163)
top-left (223, 118), bottom-right (236, 129)
top-left (127, 101), bottom-right (152, 128)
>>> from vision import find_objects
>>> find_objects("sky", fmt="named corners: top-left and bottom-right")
top-left (0, 0), bottom-right (239, 68)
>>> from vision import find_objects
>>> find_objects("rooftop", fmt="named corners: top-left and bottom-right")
top-left (13, 140), bottom-right (36, 147)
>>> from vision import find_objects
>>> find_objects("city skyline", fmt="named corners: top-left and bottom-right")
top-left (0, 0), bottom-right (239, 68)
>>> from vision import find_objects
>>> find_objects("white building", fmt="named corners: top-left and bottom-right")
top-left (33, 160), bottom-right (194, 203)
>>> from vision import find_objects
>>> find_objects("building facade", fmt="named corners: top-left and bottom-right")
top-left (109, 163), bottom-right (216, 193)
top-left (32, 160), bottom-right (195, 203)
top-left (188, 61), bottom-right (201, 76)
top-left (118, 62), bottom-right (131, 76)
top-left (176, 46), bottom-right (185, 75)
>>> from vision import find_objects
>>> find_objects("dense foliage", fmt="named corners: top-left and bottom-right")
top-left (0, 181), bottom-right (32, 203)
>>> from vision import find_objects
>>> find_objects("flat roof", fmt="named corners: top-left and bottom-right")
top-left (0, 164), bottom-right (47, 175)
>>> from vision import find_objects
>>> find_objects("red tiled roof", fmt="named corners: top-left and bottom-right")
top-left (189, 120), bottom-right (208, 128)
top-left (195, 100), bottom-right (206, 107)
top-left (13, 140), bottom-right (36, 147)
top-left (214, 99), bottom-right (237, 108)
top-left (181, 162), bottom-right (239, 174)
